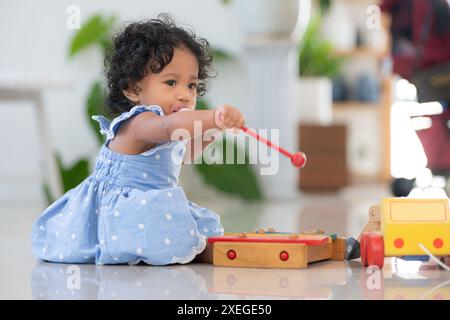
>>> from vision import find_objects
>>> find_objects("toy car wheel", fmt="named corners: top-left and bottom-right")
top-left (360, 232), bottom-right (370, 266)
top-left (367, 233), bottom-right (384, 268)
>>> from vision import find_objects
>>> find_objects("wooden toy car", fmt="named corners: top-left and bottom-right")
top-left (360, 198), bottom-right (450, 268)
top-left (208, 229), bottom-right (346, 269)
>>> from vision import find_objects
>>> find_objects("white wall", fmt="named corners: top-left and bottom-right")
top-left (0, 0), bottom-right (251, 206)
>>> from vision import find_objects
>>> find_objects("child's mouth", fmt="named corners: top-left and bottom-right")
top-left (173, 107), bottom-right (190, 113)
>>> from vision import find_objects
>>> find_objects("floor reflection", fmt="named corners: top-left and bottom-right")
top-left (31, 262), bottom-right (214, 300)
top-left (31, 258), bottom-right (450, 300)
top-left (357, 259), bottom-right (450, 300)
top-left (208, 261), bottom-right (351, 299)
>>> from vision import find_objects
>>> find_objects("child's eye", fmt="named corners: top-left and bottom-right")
top-left (188, 82), bottom-right (198, 90)
top-left (165, 80), bottom-right (176, 86)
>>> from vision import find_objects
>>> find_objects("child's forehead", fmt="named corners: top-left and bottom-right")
top-left (157, 48), bottom-right (199, 76)
top-left (171, 47), bottom-right (199, 65)
top-left (162, 71), bottom-right (199, 80)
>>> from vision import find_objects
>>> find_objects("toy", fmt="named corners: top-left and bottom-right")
top-left (360, 198), bottom-right (450, 269)
top-left (208, 228), bottom-right (346, 269)
top-left (359, 205), bottom-right (380, 239)
top-left (241, 126), bottom-right (307, 168)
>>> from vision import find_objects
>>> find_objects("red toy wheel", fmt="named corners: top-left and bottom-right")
top-left (360, 232), bottom-right (370, 266)
top-left (367, 233), bottom-right (385, 268)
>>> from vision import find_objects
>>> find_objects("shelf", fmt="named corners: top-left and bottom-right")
top-left (349, 172), bottom-right (385, 184)
top-left (332, 47), bottom-right (388, 59)
top-left (326, 2), bottom-right (393, 183)
top-left (333, 101), bottom-right (381, 111)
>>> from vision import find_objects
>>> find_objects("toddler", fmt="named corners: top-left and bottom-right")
top-left (31, 14), bottom-right (245, 265)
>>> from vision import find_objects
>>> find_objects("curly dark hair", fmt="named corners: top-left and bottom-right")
top-left (104, 14), bottom-right (214, 116)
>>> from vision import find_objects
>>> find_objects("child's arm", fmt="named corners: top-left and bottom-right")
top-left (131, 109), bottom-right (216, 144)
top-left (130, 104), bottom-right (244, 145)
top-left (184, 130), bottom-right (222, 163)
top-left (183, 105), bottom-right (244, 162)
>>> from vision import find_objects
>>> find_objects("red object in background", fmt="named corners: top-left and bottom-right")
top-left (382, 0), bottom-right (450, 172)
top-left (380, 0), bottom-right (450, 81)
top-left (413, 108), bottom-right (450, 171)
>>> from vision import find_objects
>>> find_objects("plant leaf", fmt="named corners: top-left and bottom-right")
top-left (212, 48), bottom-right (233, 62)
top-left (298, 15), bottom-right (342, 78)
top-left (195, 99), bottom-right (209, 111)
top-left (196, 138), bottom-right (263, 200)
top-left (319, 0), bottom-right (331, 14)
top-left (44, 153), bottom-right (90, 205)
top-left (86, 80), bottom-right (108, 145)
top-left (55, 153), bottom-right (90, 191)
top-left (69, 14), bottom-right (116, 58)
top-left (194, 99), bottom-right (263, 200)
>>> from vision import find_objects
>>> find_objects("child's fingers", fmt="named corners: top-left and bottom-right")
top-left (236, 117), bottom-right (245, 129)
top-left (223, 109), bottom-right (233, 122)
top-left (227, 111), bottom-right (241, 127)
top-left (223, 115), bottom-right (234, 127)
top-left (215, 109), bottom-right (223, 121)
top-left (232, 113), bottom-right (244, 128)
top-left (231, 117), bottom-right (245, 134)
top-left (224, 113), bottom-right (236, 127)
top-left (216, 106), bottom-right (243, 130)
top-left (231, 111), bottom-right (241, 126)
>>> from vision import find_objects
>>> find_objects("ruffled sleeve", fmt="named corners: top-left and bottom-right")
top-left (91, 105), bottom-right (165, 142)
top-left (91, 115), bottom-right (111, 137)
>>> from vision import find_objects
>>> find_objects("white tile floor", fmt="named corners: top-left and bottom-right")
top-left (1, 183), bottom-right (449, 300)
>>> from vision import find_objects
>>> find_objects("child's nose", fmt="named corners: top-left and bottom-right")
top-left (176, 88), bottom-right (190, 102)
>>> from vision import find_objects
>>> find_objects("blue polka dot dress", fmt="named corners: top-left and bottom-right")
top-left (31, 105), bottom-right (224, 265)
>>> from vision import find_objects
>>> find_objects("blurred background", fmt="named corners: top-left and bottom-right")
top-left (0, 0), bottom-right (449, 227)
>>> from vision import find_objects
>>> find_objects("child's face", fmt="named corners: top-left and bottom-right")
top-left (124, 46), bottom-right (199, 115)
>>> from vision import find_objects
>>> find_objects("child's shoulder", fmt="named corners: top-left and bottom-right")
top-left (108, 112), bottom-right (159, 154)
top-left (130, 109), bottom-right (160, 124)
top-left (126, 110), bottom-right (164, 136)
top-left (115, 105), bottom-right (164, 133)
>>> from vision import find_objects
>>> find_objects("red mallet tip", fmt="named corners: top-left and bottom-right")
top-left (291, 152), bottom-right (307, 168)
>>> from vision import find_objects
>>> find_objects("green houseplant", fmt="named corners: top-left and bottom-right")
top-left (298, 15), bottom-right (341, 78)
top-left (45, 14), bottom-right (262, 204)
top-left (296, 14), bottom-right (342, 124)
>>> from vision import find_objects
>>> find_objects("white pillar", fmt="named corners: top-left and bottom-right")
top-left (243, 36), bottom-right (300, 199)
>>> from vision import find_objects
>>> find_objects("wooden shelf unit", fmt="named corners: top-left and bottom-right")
top-left (330, 3), bottom-right (393, 183)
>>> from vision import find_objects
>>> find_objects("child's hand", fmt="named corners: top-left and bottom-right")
top-left (214, 104), bottom-right (245, 131)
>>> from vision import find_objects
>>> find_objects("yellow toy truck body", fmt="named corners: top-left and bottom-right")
top-left (381, 198), bottom-right (450, 257)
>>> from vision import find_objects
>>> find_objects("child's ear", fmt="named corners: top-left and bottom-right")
top-left (122, 84), bottom-right (140, 104)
